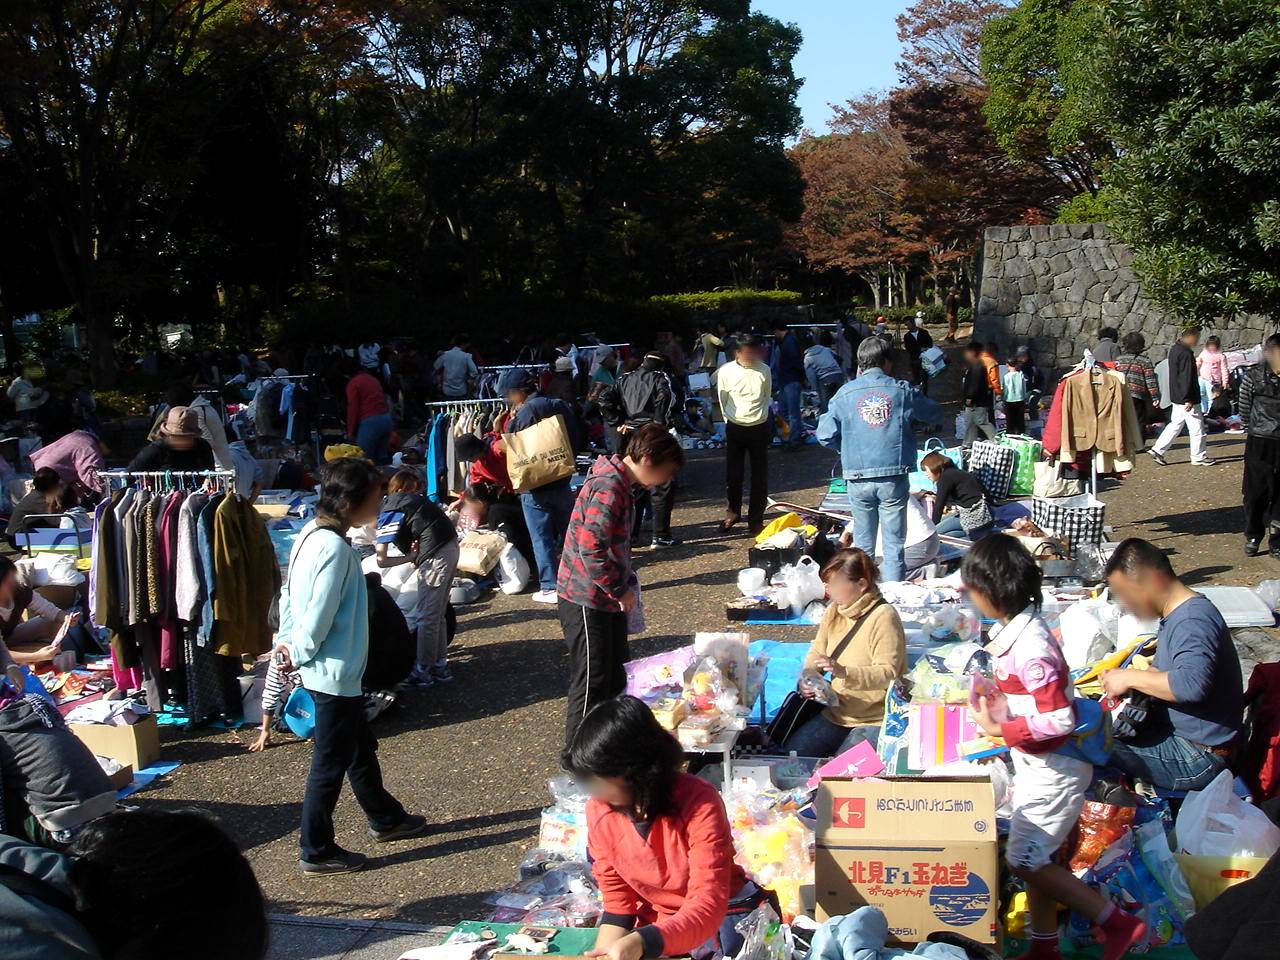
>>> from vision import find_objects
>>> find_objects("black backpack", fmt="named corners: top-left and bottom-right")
top-left (363, 573), bottom-right (415, 691)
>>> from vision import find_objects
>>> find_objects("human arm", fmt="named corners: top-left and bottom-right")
top-left (375, 542), bottom-right (412, 569)
top-left (995, 656), bottom-right (1076, 747)
top-left (283, 538), bottom-right (346, 668)
top-left (1142, 357), bottom-right (1160, 399)
top-left (574, 478), bottom-right (631, 604)
top-left (645, 789), bottom-right (736, 956)
top-left (127, 442), bottom-right (162, 471)
top-left (1237, 369), bottom-right (1256, 424)
top-left (1100, 667), bottom-right (1176, 702)
top-left (815, 406), bottom-right (841, 450)
top-left (588, 814), bottom-right (646, 960)
top-left (910, 391), bottom-right (943, 426)
top-left (827, 607), bottom-right (905, 690)
top-left (345, 380), bottom-right (360, 438)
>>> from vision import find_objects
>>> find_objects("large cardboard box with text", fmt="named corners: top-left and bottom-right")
top-left (815, 775), bottom-right (998, 944)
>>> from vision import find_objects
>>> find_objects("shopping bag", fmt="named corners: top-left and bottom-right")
top-left (765, 691), bottom-right (825, 751)
top-left (503, 414), bottom-right (575, 492)
top-left (968, 439), bottom-right (1017, 501)
top-left (1175, 854), bottom-right (1271, 910)
top-left (1033, 459), bottom-right (1084, 498)
top-left (1032, 493), bottom-right (1106, 550)
top-left (456, 529), bottom-right (508, 575)
top-left (998, 434), bottom-right (1042, 497)
top-left (909, 437), bottom-right (963, 493)
top-left (282, 687), bottom-right (316, 739)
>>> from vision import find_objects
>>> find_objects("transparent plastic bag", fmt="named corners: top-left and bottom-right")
top-left (797, 669), bottom-right (838, 707)
top-left (733, 903), bottom-right (789, 960)
top-left (1069, 802), bottom-right (1135, 875)
top-left (1256, 579), bottom-right (1280, 611)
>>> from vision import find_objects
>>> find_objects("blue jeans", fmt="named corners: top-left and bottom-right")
top-left (935, 513), bottom-right (994, 541)
top-left (783, 711), bottom-right (880, 758)
top-left (520, 484), bottom-right (575, 591)
top-left (779, 381), bottom-right (803, 445)
top-left (1110, 733), bottom-right (1228, 792)
top-left (355, 412), bottom-right (393, 463)
top-left (849, 476), bottom-right (909, 581)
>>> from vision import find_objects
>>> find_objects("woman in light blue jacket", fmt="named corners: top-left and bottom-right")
top-left (275, 458), bottom-right (425, 875)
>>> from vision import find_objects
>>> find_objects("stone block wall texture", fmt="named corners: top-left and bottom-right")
top-left (973, 223), bottom-right (1274, 374)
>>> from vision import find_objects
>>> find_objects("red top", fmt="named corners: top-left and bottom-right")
top-left (346, 371), bottom-right (390, 439)
top-left (588, 773), bottom-right (746, 957)
top-left (468, 433), bottom-right (512, 491)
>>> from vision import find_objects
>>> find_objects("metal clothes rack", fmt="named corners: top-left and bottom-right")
top-left (100, 469), bottom-right (236, 490)
top-left (423, 398), bottom-right (506, 410)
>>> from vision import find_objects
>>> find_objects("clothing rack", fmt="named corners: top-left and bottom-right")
top-left (100, 469), bottom-right (236, 490)
top-left (1081, 350), bottom-right (1099, 497)
top-left (478, 364), bottom-right (546, 373)
top-left (423, 398), bottom-right (506, 410)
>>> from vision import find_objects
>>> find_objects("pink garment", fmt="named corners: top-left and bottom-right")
top-left (985, 607), bottom-right (1076, 754)
top-left (112, 659), bottom-right (143, 692)
top-left (157, 491), bottom-right (185, 670)
top-left (1197, 349), bottom-right (1230, 388)
top-left (29, 430), bottom-right (105, 496)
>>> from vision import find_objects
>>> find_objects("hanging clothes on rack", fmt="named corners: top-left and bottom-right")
top-left (1044, 355), bottom-right (1144, 478)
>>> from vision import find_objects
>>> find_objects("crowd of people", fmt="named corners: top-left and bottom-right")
top-left (0, 312), bottom-right (1271, 960)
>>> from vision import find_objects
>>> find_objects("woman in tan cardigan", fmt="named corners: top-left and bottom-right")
top-left (783, 548), bottom-right (907, 757)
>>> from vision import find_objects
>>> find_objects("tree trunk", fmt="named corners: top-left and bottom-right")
top-left (85, 304), bottom-right (117, 388)
top-left (0, 289), bottom-right (19, 369)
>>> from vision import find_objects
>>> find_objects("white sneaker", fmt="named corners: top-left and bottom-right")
top-left (531, 589), bottom-right (558, 605)
top-left (1190, 458), bottom-right (1218, 466)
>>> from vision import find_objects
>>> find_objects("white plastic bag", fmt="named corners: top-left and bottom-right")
top-left (361, 554), bottom-right (420, 625)
top-left (1256, 579), bottom-right (1280, 612)
top-left (1136, 819), bottom-right (1195, 920)
top-left (1058, 597), bottom-right (1121, 671)
top-left (782, 556), bottom-right (824, 616)
top-left (1177, 769), bottom-right (1280, 859)
top-left (495, 544), bottom-right (531, 595)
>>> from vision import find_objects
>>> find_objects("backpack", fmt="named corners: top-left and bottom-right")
top-left (363, 573), bottom-right (415, 691)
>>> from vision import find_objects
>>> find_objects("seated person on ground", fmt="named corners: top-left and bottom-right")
top-left (783, 549), bottom-right (907, 758)
top-left (920, 451), bottom-right (993, 542)
top-left (6, 467), bottom-right (76, 540)
top-left (460, 481), bottom-right (535, 568)
top-left (0, 557), bottom-right (79, 686)
top-left (1101, 538), bottom-right (1244, 792)
top-left (567, 697), bottom-right (772, 960)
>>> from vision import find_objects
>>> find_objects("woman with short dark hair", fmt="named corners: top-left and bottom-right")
top-left (6, 467), bottom-right (74, 539)
top-left (783, 548), bottom-right (906, 758)
top-left (1115, 332), bottom-right (1161, 434)
top-left (275, 458), bottom-right (425, 875)
top-left (565, 696), bottom-right (768, 960)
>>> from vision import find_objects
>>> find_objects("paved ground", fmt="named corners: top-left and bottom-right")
top-left (129, 342), bottom-right (1274, 958)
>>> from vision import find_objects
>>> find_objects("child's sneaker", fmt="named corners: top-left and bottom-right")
top-left (430, 661), bottom-right (454, 684)
top-left (405, 666), bottom-right (434, 689)
top-left (1099, 909), bottom-right (1146, 960)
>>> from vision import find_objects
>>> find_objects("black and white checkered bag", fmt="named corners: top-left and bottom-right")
top-left (1032, 493), bottom-right (1106, 550)
top-left (967, 440), bottom-right (1016, 501)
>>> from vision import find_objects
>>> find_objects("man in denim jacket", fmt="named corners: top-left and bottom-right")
top-left (817, 338), bottom-right (942, 580)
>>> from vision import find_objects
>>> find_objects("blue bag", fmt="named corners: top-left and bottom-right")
top-left (909, 437), bottom-right (963, 493)
top-left (282, 686), bottom-right (316, 740)
top-left (1055, 697), bottom-right (1113, 766)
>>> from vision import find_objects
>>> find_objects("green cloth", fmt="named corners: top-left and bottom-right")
top-left (448, 922), bottom-right (599, 955)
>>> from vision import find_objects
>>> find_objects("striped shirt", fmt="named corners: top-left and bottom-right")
top-left (986, 607), bottom-right (1075, 754)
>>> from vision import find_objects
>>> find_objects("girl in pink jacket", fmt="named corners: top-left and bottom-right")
top-left (1196, 335), bottom-right (1230, 388)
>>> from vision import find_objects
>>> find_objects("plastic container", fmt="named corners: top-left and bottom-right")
top-left (738, 568), bottom-right (767, 595)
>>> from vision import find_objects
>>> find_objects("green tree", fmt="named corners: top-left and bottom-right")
top-left (1098, 0), bottom-right (1280, 323)
top-left (979, 0), bottom-right (1111, 200)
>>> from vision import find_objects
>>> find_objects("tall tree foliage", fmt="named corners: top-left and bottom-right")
top-left (979, 0), bottom-right (1111, 199)
top-left (896, 0), bottom-right (1014, 87)
top-left (1098, 0), bottom-right (1280, 323)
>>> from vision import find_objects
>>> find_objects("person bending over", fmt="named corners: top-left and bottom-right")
top-left (567, 697), bottom-right (772, 960)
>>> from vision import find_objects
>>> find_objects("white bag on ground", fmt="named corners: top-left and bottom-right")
top-left (361, 554), bottom-right (420, 626)
top-left (782, 557), bottom-right (824, 615)
top-left (1176, 769), bottom-right (1280, 859)
top-left (1058, 596), bottom-right (1120, 671)
top-left (494, 544), bottom-right (531, 595)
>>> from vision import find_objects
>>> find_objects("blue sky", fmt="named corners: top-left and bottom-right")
top-left (754, 0), bottom-right (913, 135)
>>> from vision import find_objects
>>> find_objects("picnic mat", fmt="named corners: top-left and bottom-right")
top-left (118, 760), bottom-right (182, 800)
top-left (445, 922), bottom-right (598, 955)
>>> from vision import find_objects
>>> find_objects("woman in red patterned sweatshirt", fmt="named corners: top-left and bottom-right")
top-left (566, 697), bottom-right (771, 960)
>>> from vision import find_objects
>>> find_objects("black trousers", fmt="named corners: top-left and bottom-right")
top-left (1005, 400), bottom-right (1025, 435)
top-left (300, 691), bottom-right (407, 861)
top-left (559, 599), bottom-right (628, 750)
top-left (632, 478), bottom-right (675, 541)
top-left (726, 421), bottom-right (771, 527)
top-left (1242, 435), bottom-right (1280, 543)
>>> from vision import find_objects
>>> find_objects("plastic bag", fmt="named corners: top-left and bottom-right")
top-left (1058, 597), bottom-right (1121, 672)
top-left (781, 557), bottom-right (825, 614)
top-left (1136, 820), bottom-right (1195, 921)
top-left (1069, 802), bottom-right (1135, 874)
top-left (1177, 769), bottom-right (1280, 859)
top-left (1256, 579), bottom-right (1280, 612)
top-left (495, 543), bottom-right (531, 595)
top-left (733, 903), bottom-right (789, 960)
top-left (797, 669), bottom-right (838, 707)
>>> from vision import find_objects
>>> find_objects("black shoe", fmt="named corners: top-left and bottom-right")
top-left (1093, 777), bottom-right (1139, 808)
top-left (1148, 450), bottom-right (1168, 466)
top-left (369, 814), bottom-right (428, 843)
top-left (301, 849), bottom-right (368, 876)
top-left (1246, 539), bottom-right (1262, 557)
top-left (1270, 544), bottom-right (1280, 561)
top-left (650, 537), bottom-right (682, 550)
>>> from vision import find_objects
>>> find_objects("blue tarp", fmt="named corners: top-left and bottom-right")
top-left (749, 639), bottom-right (810, 722)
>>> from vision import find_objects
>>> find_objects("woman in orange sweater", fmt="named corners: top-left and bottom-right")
top-left (566, 697), bottom-right (771, 960)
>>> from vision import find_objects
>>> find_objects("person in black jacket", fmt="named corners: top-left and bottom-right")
top-left (903, 312), bottom-right (934, 395)
top-left (600, 354), bottom-right (681, 549)
top-left (1149, 325), bottom-right (1215, 467)
top-left (960, 342), bottom-right (996, 447)
top-left (1239, 333), bottom-right (1280, 556)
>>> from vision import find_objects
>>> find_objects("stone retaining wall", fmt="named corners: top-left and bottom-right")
top-left (973, 223), bottom-right (1273, 373)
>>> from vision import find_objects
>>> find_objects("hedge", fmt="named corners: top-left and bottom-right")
top-left (648, 290), bottom-right (805, 312)
top-left (850, 305), bottom-right (974, 327)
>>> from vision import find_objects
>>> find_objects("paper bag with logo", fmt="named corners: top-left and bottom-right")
top-left (504, 415), bottom-right (575, 492)
top-left (457, 529), bottom-right (508, 576)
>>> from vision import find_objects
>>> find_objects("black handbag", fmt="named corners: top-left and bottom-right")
top-left (764, 599), bottom-right (885, 750)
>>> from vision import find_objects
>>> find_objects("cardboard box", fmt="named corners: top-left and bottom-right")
top-left (103, 763), bottom-right (134, 792)
top-left (815, 776), bottom-right (998, 945)
top-left (35, 583), bottom-right (84, 609)
top-left (69, 715), bottom-right (160, 771)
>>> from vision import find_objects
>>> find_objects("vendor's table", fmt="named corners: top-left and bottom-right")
top-left (445, 921), bottom-right (598, 955)
top-left (683, 727), bottom-right (742, 800)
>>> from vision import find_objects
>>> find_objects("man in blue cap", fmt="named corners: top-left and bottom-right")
top-left (501, 369), bottom-right (584, 603)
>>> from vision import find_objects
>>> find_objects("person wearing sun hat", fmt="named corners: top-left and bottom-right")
top-left (128, 406), bottom-right (216, 471)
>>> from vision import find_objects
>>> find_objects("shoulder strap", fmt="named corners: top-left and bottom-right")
top-left (828, 598), bottom-right (886, 662)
